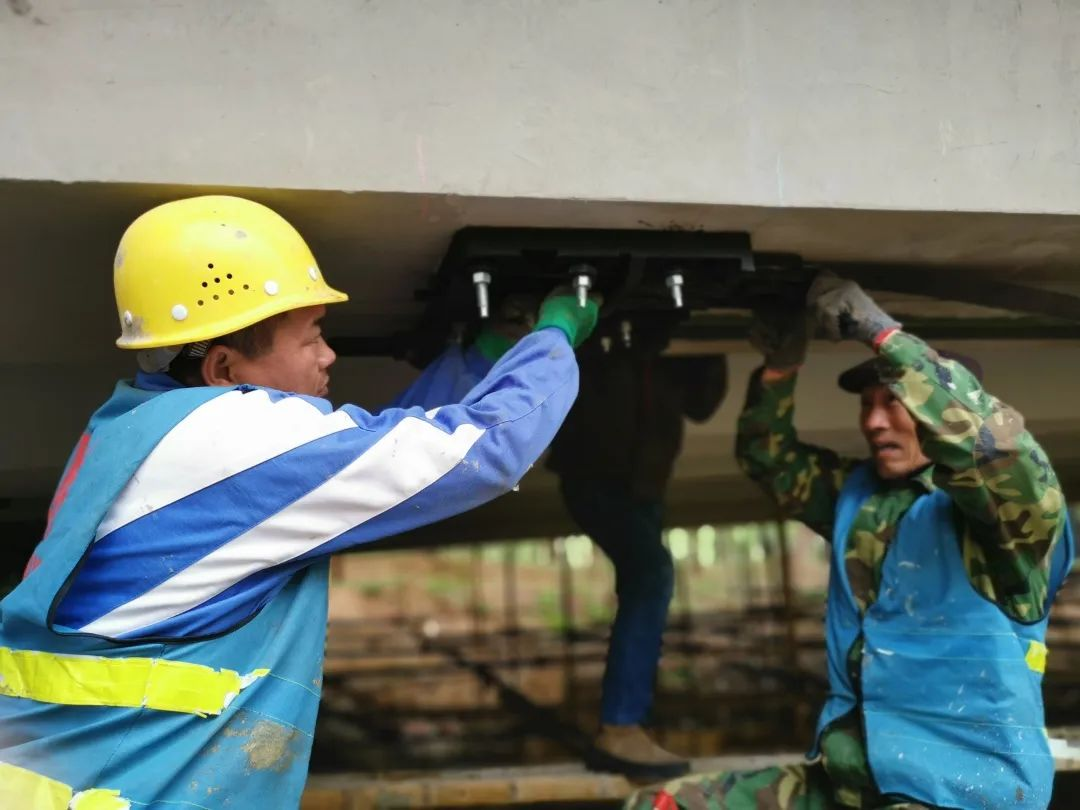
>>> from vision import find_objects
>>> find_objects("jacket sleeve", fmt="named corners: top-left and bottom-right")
top-left (735, 368), bottom-right (858, 539)
top-left (678, 355), bottom-right (729, 423)
top-left (878, 330), bottom-right (1066, 621)
top-left (56, 328), bottom-right (577, 639)
top-left (388, 344), bottom-right (495, 411)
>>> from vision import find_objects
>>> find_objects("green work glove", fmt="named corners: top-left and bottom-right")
top-left (749, 303), bottom-right (812, 370)
top-left (534, 291), bottom-right (600, 348)
top-left (473, 329), bottom-right (514, 362)
top-left (472, 294), bottom-right (540, 362)
top-left (808, 271), bottom-right (900, 345)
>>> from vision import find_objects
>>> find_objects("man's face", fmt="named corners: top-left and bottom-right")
top-left (859, 384), bottom-right (930, 480)
top-left (226, 305), bottom-right (336, 397)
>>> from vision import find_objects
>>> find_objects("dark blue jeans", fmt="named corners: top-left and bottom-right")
top-left (559, 478), bottom-right (675, 726)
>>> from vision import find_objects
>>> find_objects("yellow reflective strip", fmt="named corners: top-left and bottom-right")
top-left (0, 763), bottom-right (131, 810)
top-left (0, 646), bottom-right (269, 717)
top-left (71, 789), bottom-right (131, 810)
top-left (1026, 640), bottom-right (1048, 674)
top-left (0, 762), bottom-right (71, 809)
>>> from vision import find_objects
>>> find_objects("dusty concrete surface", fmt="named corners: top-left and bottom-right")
top-left (2, 0), bottom-right (1080, 214)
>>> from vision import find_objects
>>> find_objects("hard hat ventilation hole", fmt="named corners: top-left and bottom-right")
top-left (208, 263), bottom-right (214, 269)
top-left (214, 278), bottom-right (221, 284)
top-left (213, 294), bottom-right (220, 301)
top-left (197, 300), bottom-right (204, 306)
top-left (243, 284), bottom-right (250, 290)
top-left (201, 282), bottom-right (208, 288)
top-left (226, 273), bottom-right (233, 279)
top-left (228, 290), bottom-right (235, 295)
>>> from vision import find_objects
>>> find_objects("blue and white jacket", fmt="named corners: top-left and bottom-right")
top-left (0, 327), bottom-right (577, 808)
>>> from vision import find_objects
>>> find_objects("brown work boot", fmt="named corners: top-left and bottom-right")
top-left (584, 724), bottom-right (690, 782)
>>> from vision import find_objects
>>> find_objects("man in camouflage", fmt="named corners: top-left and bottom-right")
top-left (626, 273), bottom-right (1071, 809)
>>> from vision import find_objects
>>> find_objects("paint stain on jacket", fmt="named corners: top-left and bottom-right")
top-left (242, 719), bottom-right (299, 772)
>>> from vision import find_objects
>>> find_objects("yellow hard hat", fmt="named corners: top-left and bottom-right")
top-left (114, 195), bottom-right (348, 349)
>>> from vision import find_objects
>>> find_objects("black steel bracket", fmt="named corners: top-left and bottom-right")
top-left (329, 227), bottom-right (1080, 363)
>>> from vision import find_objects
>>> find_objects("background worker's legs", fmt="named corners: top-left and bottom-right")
top-left (559, 477), bottom-right (674, 726)
top-left (559, 477), bottom-right (687, 780)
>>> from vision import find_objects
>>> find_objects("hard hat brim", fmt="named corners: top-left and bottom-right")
top-left (116, 286), bottom-right (348, 350)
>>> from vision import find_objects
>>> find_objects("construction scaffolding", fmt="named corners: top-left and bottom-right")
top-left (306, 522), bottom-right (1080, 807)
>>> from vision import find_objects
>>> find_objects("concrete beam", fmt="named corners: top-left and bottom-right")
top-left (2, 0), bottom-right (1080, 214)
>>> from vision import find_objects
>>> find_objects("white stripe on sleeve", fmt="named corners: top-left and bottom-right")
top-left (80, 415), bottom-right (484, 636)
top-left (95, 390), bottom-right (357, 541)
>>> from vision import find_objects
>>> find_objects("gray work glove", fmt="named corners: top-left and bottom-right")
top-left (807, 271), bottom-right (901, 344)
top-left (749, 304), bottom-right (811, 370)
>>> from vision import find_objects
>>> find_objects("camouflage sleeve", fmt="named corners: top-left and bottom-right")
top-left (735, 367), bottom-right (859, 539)
top-left (879, 330), bottom-right (1066, 621)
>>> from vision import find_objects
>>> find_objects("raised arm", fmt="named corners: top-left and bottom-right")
top-left (736, 368), bottom-right (858, 539)
top-left (811, 273), bottom-right (1067, 620)
top-left (735, 305), bottom-right (858, 538)
top-left (879, 330), bottom-right (1065, 620)
top-left (55, 297), bottom-right (598, 639)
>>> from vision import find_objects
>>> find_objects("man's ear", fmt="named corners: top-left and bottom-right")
top-left (200, 345), bottom-right (239, 387)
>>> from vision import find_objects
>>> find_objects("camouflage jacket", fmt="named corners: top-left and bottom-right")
top-left (735, 330), bottom-right (1067, 807)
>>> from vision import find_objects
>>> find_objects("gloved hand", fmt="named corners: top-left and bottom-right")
top-left (807, 271), bottom-right (900, 345)
top-left (535, 287), bottom-right (600, 348)
top-left (472, 329), bottom-right (514, 363)
top-left (749, 303), bottom-right (811, 370)
top-left (472, 294), bottom-right (539, 362)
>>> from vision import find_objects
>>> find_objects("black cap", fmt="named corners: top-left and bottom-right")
top-left (838, 350), bottom-right (983, 393)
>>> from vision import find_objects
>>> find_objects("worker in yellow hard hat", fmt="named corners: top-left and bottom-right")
top-left (0, 195), bottom-right (599, 808)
